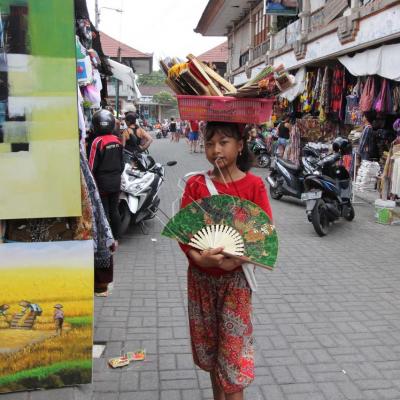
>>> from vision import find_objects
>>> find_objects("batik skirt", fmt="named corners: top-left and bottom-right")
top-left (187, 266), bottom-right (254, 393)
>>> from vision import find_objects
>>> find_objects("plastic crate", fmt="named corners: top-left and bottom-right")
top-left (177, 95), bottom-right (275, 124)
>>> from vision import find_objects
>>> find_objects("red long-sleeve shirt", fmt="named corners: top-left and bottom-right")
top-left (179, 172), bottom-right (273, 277)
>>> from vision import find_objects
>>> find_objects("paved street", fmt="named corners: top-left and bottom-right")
top-left (3, 137), bottom-right (400, 400)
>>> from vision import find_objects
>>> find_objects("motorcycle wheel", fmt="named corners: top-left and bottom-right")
top-left (311, 199), bottom-right (329, 237)
top-left (119, 201), bottom-right (131, 236)
top-left (343, 204), bottom-right (355, 221)
top-left (270, 184), bottom-right (283, 200)
top-left (256, 154), bottom-right (271, 168)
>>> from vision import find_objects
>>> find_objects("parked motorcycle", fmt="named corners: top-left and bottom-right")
top-left (119, 150), bottom-right (177, 235)
top-left (302, 137), bottom-right (354, 236)
top-left (266, 145), bottom-right (322, 200)
top-left (248, 137), bottom-right (271, 168)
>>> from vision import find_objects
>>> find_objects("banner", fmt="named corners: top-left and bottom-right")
top-left (0, 0), bottom-right (81, 219)
top-left (264, 0), bottom-right (299, 16)
top-left (0, 241), bottom-right (94, 393)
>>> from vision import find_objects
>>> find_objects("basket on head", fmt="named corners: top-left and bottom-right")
top-left (177, 95), bottom-right (274, 124)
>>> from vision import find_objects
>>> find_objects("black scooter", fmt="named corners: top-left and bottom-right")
top-left (248, 137), bottom-right (271, 168)
top-left (302, 138), bottom-right (354, 236)
top-left (266, 145), bottom-right (321, 200)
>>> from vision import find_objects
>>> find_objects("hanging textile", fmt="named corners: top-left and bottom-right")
top-left (311, 68), bottom-right (322, 111)
top-left (373, 79), bottom-right (392, 113)
top-left (359, 76), bottom-right (375, 112)
top-left (330, 66), bottom-right (344, 115)
top-left (319, 67), bottom-right (331, 122)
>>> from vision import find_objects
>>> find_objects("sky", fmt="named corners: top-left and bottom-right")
top-left (0, 241), bottom-right (93, 269)
top-left (86, 0), bottom-right (226, 70)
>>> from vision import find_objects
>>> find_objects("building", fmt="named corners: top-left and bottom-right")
top-left (197, 41), bottom-right (229, 77)
top-left (99, 32), bottom-right (153, 111)
top-left (195, 0), bottom-right (400, 86)
top-left (137, 85), bottom-right (178, 123)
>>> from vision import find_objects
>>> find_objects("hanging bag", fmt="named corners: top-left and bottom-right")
top-left (359, 76), bottom-right (375, 112)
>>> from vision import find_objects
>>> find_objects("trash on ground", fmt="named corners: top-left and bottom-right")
top-left (108, 349), bottom-right (146, 368)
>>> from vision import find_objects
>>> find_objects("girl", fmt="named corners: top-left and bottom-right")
top-left (180, 122), bottom-right (273, 400)
top-left (122, 114), bottom-right (153, 154)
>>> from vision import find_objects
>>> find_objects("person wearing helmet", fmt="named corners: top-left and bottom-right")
top-left (89, 109), bottom-right (124, 240)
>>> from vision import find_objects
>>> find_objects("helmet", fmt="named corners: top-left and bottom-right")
top-left (332, 137), bottom-right (352, 155)
top-left (92, 109), bottom-right (115, 135)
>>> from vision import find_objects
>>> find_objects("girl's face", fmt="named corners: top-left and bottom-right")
top-left (205, 130), bottom-right (243, 170)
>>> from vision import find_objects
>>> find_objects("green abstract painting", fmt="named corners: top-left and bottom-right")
top-left (0, 0), bottom-right (81, 219)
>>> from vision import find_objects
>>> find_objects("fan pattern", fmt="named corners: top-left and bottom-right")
top-left (162, 195), bottom-right (278, 269)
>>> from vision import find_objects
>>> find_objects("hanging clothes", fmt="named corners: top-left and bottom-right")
top-left (359, 76), bottom-right (376, 112)
top-left (319, 67), bottom-right (331, 122)
top-left (330, 67), bottom-right (345, 116)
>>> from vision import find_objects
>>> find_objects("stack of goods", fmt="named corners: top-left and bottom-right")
top-left (354, 160), bottom-right (381, 192)
top-left (160, 55), bottom-right (294, 124)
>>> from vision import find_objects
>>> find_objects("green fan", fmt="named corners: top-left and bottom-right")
top-left (162, 195), bottom-right (278, 270)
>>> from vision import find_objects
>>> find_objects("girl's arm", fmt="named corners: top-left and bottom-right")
top-left (138, 128), bottom-right (153, 151)
top-left (254, 178), bottom-right (273, 221)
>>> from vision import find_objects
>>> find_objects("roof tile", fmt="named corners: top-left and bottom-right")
top-left (100, 31), bottom-right (152, 59)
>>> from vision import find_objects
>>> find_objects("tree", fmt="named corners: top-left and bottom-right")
top-left (152, 91), bottom-right (177, 106)
top-left (138, 70), bottom-right (166, 86)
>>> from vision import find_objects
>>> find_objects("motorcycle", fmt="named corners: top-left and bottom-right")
top-left (301, 137), bottom-right (354, 236)
top-left (266, 145), bottom-right (322, 200)
top-left (119, 150), bottom-right (177, 235)
top-left (248, 137), bottom-right (271, 168)
top-left (155, 129), bottom-right (162, 139)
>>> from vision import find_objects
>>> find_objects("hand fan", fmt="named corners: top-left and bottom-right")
top-left (161, 195), bottom-right (278, 270)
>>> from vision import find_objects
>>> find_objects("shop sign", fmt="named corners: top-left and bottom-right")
top-left (264, 0), bottom-right (299, 16)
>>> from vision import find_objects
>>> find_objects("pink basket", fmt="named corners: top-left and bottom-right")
top-left (177, 95), bottom-right (275, 124)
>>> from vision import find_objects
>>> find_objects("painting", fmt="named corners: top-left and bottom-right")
top-left (0, 0), bottom-right (81, 219)
top-left (0, 240), bottom-right (94, 393)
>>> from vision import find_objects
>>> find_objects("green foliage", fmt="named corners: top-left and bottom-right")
top-left (0, 359), bottom-right (92, 387)
top-left (65, 316), bottom-right (92, 327)
top-left (152, 91), bottom-right (177, 106)
top-left (138, 70), bottom-right (166, 86)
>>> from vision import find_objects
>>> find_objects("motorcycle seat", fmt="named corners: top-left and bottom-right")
top-left (277, 158), bottom-right (302, 173)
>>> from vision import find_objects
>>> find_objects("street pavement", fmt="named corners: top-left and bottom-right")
top-left (3, 137), bottom-right (400, 400)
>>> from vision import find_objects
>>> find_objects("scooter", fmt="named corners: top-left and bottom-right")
top-left (248, 137), bottom-right (271, 168)
top-left (266, 145), bottom-right (322, 200)
top-left (119, 150), bottom-right (177, 235)
top-left (302, 138), bottom-right (354, 236)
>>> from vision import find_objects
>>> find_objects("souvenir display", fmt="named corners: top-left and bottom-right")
top-left (162, 194), bottom-right (278, 270)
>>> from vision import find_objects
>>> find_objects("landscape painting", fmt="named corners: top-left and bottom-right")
top-left (0, 0), bottom-right (81, 219)
top-left (0, 240), bottom-right (94, 393)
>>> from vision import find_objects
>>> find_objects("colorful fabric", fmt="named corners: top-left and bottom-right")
top-left (188, 267), bottom-right (254, 393)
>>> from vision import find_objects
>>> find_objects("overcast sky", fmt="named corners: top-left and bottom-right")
top-left (86, 0), bottom-right (226, 70)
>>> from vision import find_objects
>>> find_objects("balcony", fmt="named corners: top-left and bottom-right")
top-left (271, 19), bottom-right (301, 51)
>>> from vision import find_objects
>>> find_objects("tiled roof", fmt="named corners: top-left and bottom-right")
top-left (139, 85), bottom-right (174, 97)
top-left (100, 31), bottom-right (152, 59)
top-left (197, 41), bottom-right (228, 63)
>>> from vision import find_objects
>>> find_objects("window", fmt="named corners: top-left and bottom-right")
top-left (254, 9), bottom-right (269, 46)
top-left (239, 50), bottom-right (250, 67)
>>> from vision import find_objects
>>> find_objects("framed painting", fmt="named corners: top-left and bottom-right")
top-left (0, 240), bottom-right (94, 393)
top-left (0, 0), bottom-right (81, 219)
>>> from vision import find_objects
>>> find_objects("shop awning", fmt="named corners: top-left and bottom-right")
top-left (339, 43), bottom-right (400, 82)
top-left (108, 59), bottom-right (142, 98)
top-left (279, 67), bottom-right (306, 102)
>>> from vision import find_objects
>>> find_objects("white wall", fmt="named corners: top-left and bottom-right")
top-left (231, 21), bottom-right (251, 71)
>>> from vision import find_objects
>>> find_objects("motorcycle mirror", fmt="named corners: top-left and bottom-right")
top-left (166, 161), bottom-right (177, 166)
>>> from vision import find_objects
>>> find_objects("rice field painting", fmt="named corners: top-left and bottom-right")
top-left (0, 240), bottom-right (94, 394)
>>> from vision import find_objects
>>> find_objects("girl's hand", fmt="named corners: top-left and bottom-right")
top-left (219, 257), bottom-right (242, 271)
top-left (188, 247), bottom-right (225, 268)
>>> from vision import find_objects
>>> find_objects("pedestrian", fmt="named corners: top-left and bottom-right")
top-left (179, 121), bottom-right (273, 400)
top-left (88, 109), bottom-right (124, 242)
top-left (188, 119), bottom-right (199, 153)
top-left (122, 113), bottom-right (153, 156)
top-left (169, 117), bottom-right (178, 142)
top-left (53, 304), bottom-right (64, 335)
top-left (277, 116), bottom-right (291, 157)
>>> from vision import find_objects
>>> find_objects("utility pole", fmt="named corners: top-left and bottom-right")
top-left (115, 46), bottom-right (121, 117)
top-left (95, 0), bottom-right (99, 29)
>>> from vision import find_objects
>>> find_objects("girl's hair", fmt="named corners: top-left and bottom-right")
top-left (204, 122), bottom-right (253, 172)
